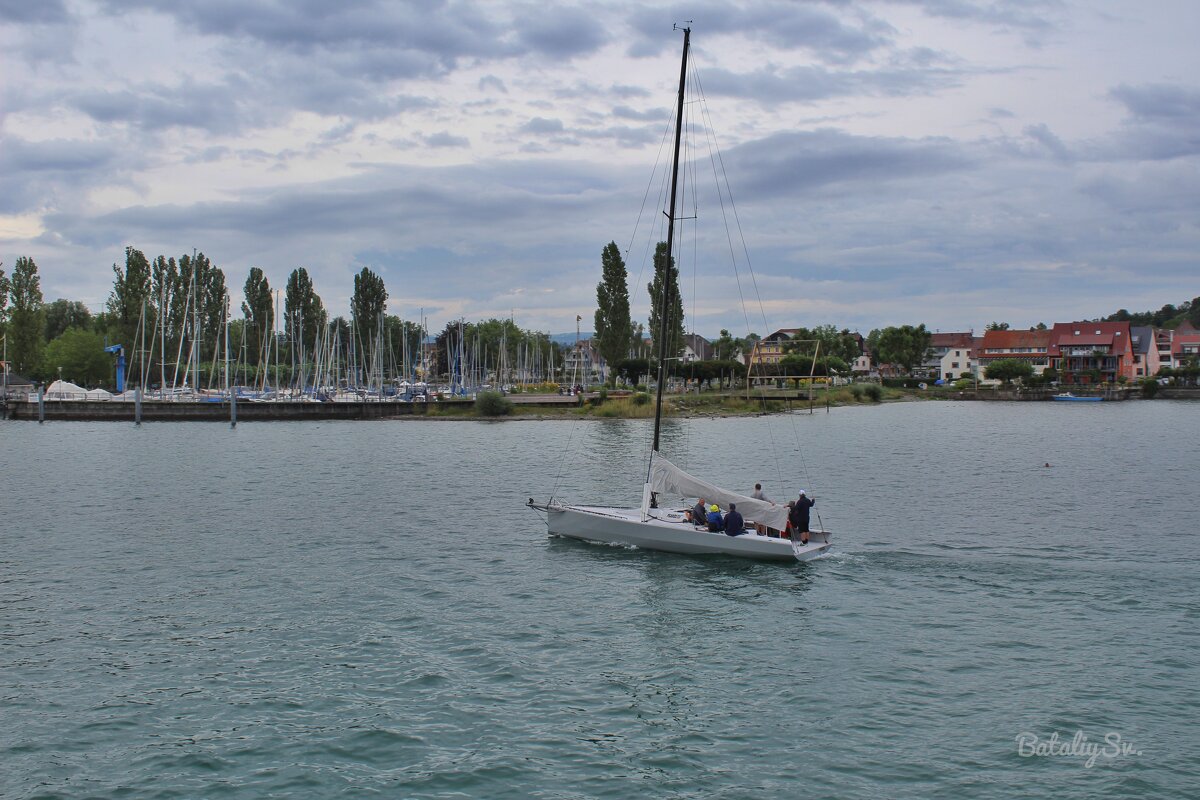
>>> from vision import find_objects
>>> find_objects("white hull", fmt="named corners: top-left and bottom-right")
top-left (539, 503), bottom-right (830, 562)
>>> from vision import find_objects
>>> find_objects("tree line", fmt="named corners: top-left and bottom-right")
top-left (1, 251), bottom-right (410, 389)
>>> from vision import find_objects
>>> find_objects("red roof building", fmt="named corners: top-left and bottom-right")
top-left (1047, 321), bottom-right (1135, 384)
top-left (1171, 330), bottom-right (1200, 367)
top-left (976, 329), bottom-right (1051, 380)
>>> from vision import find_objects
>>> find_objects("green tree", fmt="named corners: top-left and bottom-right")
top-left (986, 321), bottom-right (1010, 331)
top-left (284, 267), bottom-right (327, 359)
top-left (7, 256), bottom-right (45, 374)
top-left (985, 358), bottom-right (1034, 384)
top-left (241, 267), bottom-right (273, 369)
top-left (647, 241), bottom-right (684, 367)
top-left (782, 325), bottom-right (861, 364)
top-left (149, 254), bottom-right (175, 353)
top-left (351, 267), bottom-right (388, 378)
top-left (594, 241), bottom-right (632, 386)
top-left (183, 252), bottom-right (228, 362)
top-left (713, 329), bottom-right (736, 361)
top-left (615, 357), bottom-right (650, 386)
top-left (351, 267), bottom-right (388, 333)
top-left (874, 324), bottom-right (932, 374)
top-left (44, 299), bottom-right (93, 341)
top-left (41, 328), bottom-right (111, 386)
top-left (106, 247), bottom-right (152, 356)
top-left (0, 262), bottom-right (9, 331)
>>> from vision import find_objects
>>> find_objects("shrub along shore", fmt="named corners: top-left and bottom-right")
top-left (463, 384), bottom-right (904, 420)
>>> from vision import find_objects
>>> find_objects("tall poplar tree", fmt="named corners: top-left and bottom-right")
top-left (179, 252), bottom-right (227, 362)
top-left (647, 241), bottom-right (684, 366)
top-left (350, 267), bottom-right (388, 376)
top-left (241, 267), bottom-right (273, 368)
top-left (284, 267), bottom-right (327, 358)
top-left (8, 256), bottom-right (45, 374)
top-left (594, 241), bottom-right (632, 386)
top-left (0, 262), bottom-right (9, 330)
top-left (350, 267), bottom-right (388, 336)
top-left (106, 246), bottom-right (152, 356)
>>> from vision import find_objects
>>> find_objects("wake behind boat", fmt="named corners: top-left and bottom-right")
top-left (527, 27), bottom-right (832, 563)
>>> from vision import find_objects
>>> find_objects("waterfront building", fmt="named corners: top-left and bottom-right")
top-left (749, 329), bottom-right (802, 370)
top-left (975, 328), bottom-right (1052, 383)
top-left (1130, 326), bottom-right (1160, 378)
top-left (1170, 321), bottom-right (1200, 368)
top-left (1047, 321), bottom-right (1135, 384)
top-left (680, 333), bottom-right (713, 363)
top-left (925, 332), bottom-right (975, 380)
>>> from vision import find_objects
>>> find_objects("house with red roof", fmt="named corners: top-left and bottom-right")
top-left (1169, 321), bottom-right (1200, 368)
top-left (975, 328), bottom-right (1051, 383)
top-left (1047, 321), bottom-right (1135, 384)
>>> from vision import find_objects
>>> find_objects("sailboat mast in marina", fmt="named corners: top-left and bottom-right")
top-left (528, 28), bottom-right (831, 562)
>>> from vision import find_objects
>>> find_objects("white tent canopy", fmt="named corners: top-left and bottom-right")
top-left (45, 379), bottom-right (87, 400)
top-left (648, 452), bottom-right (792, 531)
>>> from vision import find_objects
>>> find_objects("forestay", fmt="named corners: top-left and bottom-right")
top-left (648, 452), bottom-right (791, 531)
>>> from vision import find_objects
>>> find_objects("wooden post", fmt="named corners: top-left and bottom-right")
top-left (135, 385), bottom-right (142, 425)
top-left (37, 386), bottom-right (45, 423)
top-left (230, 387), bottom-right (237, 427)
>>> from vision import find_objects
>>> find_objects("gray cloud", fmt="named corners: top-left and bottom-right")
top-left (0, 0), bottom-right (70, 23)
top-left (697, 62), bottom-right (964, 105)
top-left (896, 0), bottom-right (1065, 34)
top-left (479, 75), bottom-right (508, 93)
top-left (613, 105), bottom-right (669, 122)
top-left (519, 117), bottom-right (565, 134)
top-left (423, 131), bottom-right (470, 148)
top-left (512, 4), bottom-right (610, 58)
top-left (626, 1), bottom-right (893, 63)
top-left (1110, 83), bottom-right (1200, 123)
top-left (0, 137), bottom-right (121, 214)
top-left (723, 129), bottom-right (976, 197)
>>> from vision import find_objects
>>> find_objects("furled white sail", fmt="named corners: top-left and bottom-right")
top-left (648, 452), bottom-right (791, 531)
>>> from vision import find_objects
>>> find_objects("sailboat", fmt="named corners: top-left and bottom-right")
top-left (527, 27), bottom-right (832, 563)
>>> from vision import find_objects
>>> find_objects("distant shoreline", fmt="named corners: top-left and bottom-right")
top-left (4, 385), bottom-right (1195, 423)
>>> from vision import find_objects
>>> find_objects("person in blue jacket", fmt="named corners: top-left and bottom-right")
top-left (723, 503), bottom-right (746, 536)
top-left (705, 504), bottom-right (724, 532)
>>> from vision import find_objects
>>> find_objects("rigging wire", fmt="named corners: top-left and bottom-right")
top-left (692, 62), bottom-right (817, 498)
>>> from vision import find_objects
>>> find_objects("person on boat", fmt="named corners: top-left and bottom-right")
top-left (723, 503), bottom-right (746, 536)
top-left (687, 498), bottom-right (707, 526)
top-left (705, 504), bottom-right (724, 532)
top-left (750, 482), bottom-right (777, 536)
top-left (788, 491), bottom-right (815, 545)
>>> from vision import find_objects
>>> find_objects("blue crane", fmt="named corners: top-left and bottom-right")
top-left (104, 344), bottom-right (125, 393)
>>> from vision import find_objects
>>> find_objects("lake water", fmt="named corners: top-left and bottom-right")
top-left (2, 401), bottom-right (1196, 798)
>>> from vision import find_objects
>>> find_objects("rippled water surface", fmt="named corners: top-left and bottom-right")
top-left (2, 401), bottom-right (1197, 798)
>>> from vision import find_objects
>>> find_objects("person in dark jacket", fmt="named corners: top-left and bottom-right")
top-left (687, 498), bottom-right (707, 526)
top-left (788, 491), bottom-right (815, 544)
top-left (723, 503), bottom-right (746, 536)
top-left (705, 504), bottom-right (724, 532)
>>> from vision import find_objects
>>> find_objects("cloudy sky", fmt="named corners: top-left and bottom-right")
top-left (2, 0), bottom-right (1197, 337)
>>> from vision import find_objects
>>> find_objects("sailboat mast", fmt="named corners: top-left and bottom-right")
top-left (652, 25), bottom-right (690, 453)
